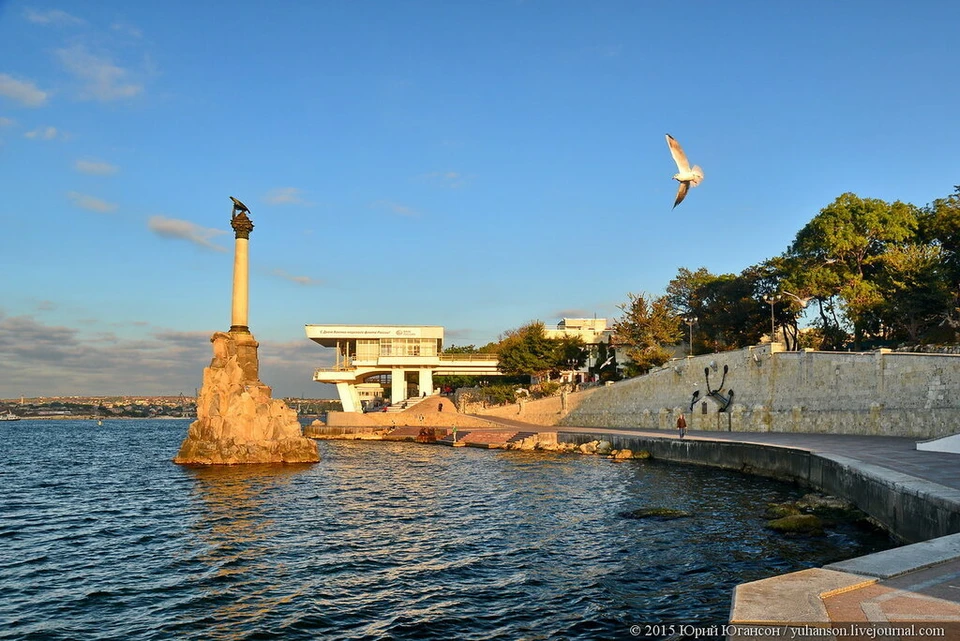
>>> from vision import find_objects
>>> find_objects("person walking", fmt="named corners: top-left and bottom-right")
top-left (676, 412), bottom-right (687, 439)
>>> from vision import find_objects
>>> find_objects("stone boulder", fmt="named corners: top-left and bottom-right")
top-left (766, 514), bottom-right (826, 536)
top-left (174, 331), bottom-right (319, 464)
top-left (620, 507), bottom-right (691, 520)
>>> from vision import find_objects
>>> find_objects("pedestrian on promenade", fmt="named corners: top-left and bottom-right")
top-left (438, 402), bottom-right (443, 412)
top-left (676, 412), bottom-right (687, 439)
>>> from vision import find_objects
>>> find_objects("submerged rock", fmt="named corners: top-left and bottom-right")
top-left (620, 507), bottom-right (691, 521)
top-left (796, 493), bottom-right (866, 520)
top-left (766, 514), bottom-right (825, 536)
top-left (764, 502), bottom-right (802, 519)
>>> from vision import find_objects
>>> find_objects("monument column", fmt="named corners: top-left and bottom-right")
top-left (230, 201), bottom-right (254, 333)
top-left (172, 196), bottom-right (319, 465)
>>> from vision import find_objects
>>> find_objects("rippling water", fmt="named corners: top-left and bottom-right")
top-left (1, 419), bottom-right (895, 640)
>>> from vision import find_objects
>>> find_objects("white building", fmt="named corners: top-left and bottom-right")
top-left (543, 318), bottom-right (620, 382)
top-left (305, 324), bottom-right (500, 413)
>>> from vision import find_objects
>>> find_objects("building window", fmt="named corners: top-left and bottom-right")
top-left (356, 339), bottom-right (379, 360)
top-left (379, 338), bottom-right (437, 357)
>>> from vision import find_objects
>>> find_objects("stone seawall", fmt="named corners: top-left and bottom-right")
top-left (560, 431), bottom-right (960, 543)
top-left (559, 344), bottom-right (960, 439)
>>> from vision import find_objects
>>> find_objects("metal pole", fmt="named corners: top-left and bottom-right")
top-left (764, 295), bottom-right (779, 344)
top-left (770, 300), bottom-right (775, 340)
top-left (684, 317), bottom-right (697, 356)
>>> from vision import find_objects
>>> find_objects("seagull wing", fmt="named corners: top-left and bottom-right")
top-left (673, 181), bottom-right (689, 208)
top-left (230, 196), bottom-right (249, 211)
top-left (666, 134), bottom-right (691, 173)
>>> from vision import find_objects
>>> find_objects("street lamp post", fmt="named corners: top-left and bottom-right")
top-left (764, 294), bottom-right (781, 344)
top-left (684, 316), bottom-right (698, 356)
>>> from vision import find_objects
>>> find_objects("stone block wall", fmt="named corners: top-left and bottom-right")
top-left (559, 344), bottom-right (960, 439)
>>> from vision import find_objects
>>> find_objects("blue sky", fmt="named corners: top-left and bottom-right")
top-left (1, 1), bottom-right (958, 399)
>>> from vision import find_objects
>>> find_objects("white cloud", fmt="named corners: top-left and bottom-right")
top-left (421, 170), bottom-right (469, 188)
top-left (0, 116), bottom-right (14, 127)
top-left (67, 191), bottom-right (118, 213)
top-left (265, 187), bottom-right (311, 205)
top-left (23, 8), bottom-right (85, 26)
top-left (0, 73), bottom-right (48, 107)
top-left (147, 216), bottom-right (227, 252)
top-left (24, 126), bottom-right (59, 140)
top-left (111, 22), bottom-right (143, 38)
top-left (373, 200), bottom-right (420, 217)
top-left (75, 158), bottom-right (119, 175)
top-left (56, 45), bottom-right (143, 102)
top-left (271, 269), bottom-right (324, 286)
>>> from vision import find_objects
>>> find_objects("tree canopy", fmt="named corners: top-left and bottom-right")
top-left (495, 322), bottom-right (586, 381)
top-left (625, 186), bottom-right (960, 360)
top-left (612, 292), bottom-right (681, 375)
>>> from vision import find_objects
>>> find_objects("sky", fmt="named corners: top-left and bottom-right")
top-left (1, 1), bottom-right (958, 400)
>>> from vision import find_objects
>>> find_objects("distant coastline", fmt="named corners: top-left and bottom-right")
top-left (1, 396), bottom-right (336, 421)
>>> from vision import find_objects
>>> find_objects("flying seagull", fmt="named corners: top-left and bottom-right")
top-left (229, 196), bottom-right (249, 213)
top-left (665, 134), bottom-right (704, 208)
top-left (783, 290), bottom-right (814, 308)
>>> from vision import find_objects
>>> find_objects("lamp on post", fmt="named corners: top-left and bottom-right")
top-left (763, 294), bottom-right (781, 344)
top-left (684, 316), bottom-right (698, 356)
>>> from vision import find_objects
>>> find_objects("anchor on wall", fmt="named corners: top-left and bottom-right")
top-left (690, 364), bottom-right (735, 413)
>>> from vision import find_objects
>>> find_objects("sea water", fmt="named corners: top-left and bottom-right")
top-left (1, 419), bottom-right (895, 640)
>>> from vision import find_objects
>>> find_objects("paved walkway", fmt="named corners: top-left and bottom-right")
top-left (553, 427), bottom-right (960, 490)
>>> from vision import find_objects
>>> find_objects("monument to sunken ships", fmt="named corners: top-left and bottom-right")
top-left (174, 197), bottom-right (320, 465)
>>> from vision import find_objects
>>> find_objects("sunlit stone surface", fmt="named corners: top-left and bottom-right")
top-left (174, 330), bottom-right (319, 464)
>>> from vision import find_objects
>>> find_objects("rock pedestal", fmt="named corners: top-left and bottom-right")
top-left (174, 330), bottom-right (320, 464)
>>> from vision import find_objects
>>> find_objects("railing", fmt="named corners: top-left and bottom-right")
top-left (313, 354), bottom-right (498, 375)
top-left (314, 365), bottom-right (357, 375)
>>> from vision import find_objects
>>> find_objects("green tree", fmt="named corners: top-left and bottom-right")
top-left (665, 266), bottom-right (715, 317)
top-left (443, 344), bottom-right (480, 354)
top-left (443, 343), bottom-right (499, 354)
top-left (788, 193), bottom-right (918, 349)
top-left (496, 322), bottom-right (584, 380)
top-left (917, 185), bottom-right (960, 341)
top-left (918, 186), bottom-right (960, 293)
top-left (612, 292), bottom-right (681, 376)
top-left (876, 243), bottom-right (951, 343)
top-left (666, 267), bottom-right (773, 352)
top-left (696, 270), bottom-right (769, 351)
